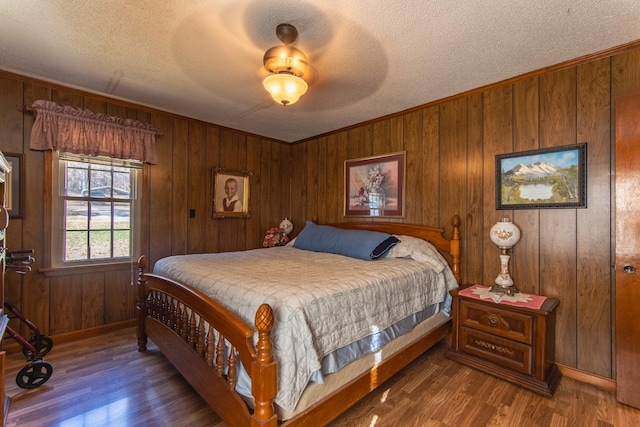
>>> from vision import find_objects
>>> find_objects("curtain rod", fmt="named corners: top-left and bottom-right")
top-left (23, 104), bottom-right (162, 136)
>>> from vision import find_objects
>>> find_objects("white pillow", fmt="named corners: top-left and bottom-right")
top-left (386, 235), bottom-right (448, 272)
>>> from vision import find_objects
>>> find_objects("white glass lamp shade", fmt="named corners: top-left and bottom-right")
top-left (279, 218), bottom-right (293, 235)
top-left (489, 218), bottom-right (521, 250)
top-left (263, 74), bottom-right (308, 106)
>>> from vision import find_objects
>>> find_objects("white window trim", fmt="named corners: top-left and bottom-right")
top-left (49, 151), bottom-right (141, 269)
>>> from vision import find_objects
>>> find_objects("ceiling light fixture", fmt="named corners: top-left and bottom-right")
top-left (263, 23), bottom-right (308, 106)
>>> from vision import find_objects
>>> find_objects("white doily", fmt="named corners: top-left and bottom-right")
top-left (471, 286), bottom-right (533, 304)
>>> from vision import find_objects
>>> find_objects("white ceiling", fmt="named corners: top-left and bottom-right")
top-left (1, 1), bottom-right (639, 143)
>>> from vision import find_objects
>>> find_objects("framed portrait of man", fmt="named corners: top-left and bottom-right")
top-left (212, 168), bottom-right (251, 218)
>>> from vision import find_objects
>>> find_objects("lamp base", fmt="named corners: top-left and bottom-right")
top-left (490, 284), bottom-right (519, 296)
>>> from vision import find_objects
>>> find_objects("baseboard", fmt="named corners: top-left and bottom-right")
top-left (2, 319), bottom-right (136, 353)
top-left (557, 363), bottom-right (616, 392)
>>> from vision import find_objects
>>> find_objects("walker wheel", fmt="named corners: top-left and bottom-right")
top-left (16, 361), bottom-right (53, 389)
top-left (22, 336), bottom-right (54, 359)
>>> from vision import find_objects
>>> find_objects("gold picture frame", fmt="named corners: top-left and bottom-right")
top-left (344, 151), bottom-right (406, 218)
top-left (5, 153), bottom-right (23, 218)
top-left (211, 168), bottom-right (251, 218)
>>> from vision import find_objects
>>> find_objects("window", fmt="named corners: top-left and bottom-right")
top-left (51, 153), bottom-right (140, 267)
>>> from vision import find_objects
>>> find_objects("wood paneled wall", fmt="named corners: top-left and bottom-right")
top-left (2, 44), bottom-right (640, 381)
top-left (0, 75), bottom-right (290, 340)
top-left (290, 46), bottom-right (640, 379)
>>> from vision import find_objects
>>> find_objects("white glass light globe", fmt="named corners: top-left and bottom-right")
top-left (279, 218), bottom-right (293, 235)
top-left (263, 74), bottom-right (308, 106)
top-left (489, 218), bottom-right (521, 249)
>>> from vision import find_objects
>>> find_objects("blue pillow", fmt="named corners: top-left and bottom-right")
top-left (293, 221), bottom-right (400, 261)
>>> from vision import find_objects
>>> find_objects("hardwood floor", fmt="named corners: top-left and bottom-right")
top-left (4, 327), bottom-right (640, 426)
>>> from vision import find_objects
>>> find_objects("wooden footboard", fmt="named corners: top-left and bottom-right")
top-left (136, 256), bottom-right (278, 427)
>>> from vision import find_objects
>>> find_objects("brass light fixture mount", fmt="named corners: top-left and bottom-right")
top-left (262, 23), bottom-right (309, 106)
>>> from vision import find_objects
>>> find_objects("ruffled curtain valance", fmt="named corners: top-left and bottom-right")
top-left (29, 100), bottom-right (158, 164)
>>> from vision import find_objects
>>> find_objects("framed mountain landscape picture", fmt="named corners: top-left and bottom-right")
top-left (496, 143), bottom-right (587, 209)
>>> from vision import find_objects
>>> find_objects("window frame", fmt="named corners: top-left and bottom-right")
top-left (48, 152), bottom-right (141, 270)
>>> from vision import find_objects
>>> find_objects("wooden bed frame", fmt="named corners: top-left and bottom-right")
top-left (136, 215), bottom-right (461, 427)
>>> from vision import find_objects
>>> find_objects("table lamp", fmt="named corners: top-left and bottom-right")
top-left (489, 218), bottom-right (521, 296)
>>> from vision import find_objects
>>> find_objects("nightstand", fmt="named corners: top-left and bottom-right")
top-left (446, 287), bottom-right (561, 396)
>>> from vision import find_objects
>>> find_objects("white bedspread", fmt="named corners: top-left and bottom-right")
top-left (153, 243), bottom-right (458, 412)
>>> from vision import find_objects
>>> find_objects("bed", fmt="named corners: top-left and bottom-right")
top-left (136, 216), bottom-right (461, 426)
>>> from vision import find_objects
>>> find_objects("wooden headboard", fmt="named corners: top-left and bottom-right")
top-left (329, 215), bottom-right (461, 283)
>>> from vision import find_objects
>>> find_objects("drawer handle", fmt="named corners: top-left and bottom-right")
top-left (475, 339), bottom-right (514, 355)
top-left (487, 314), bottom-right (499, 327)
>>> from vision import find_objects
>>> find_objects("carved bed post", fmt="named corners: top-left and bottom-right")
top-left (450, 215), bottom-right (462, 283)
top-left (136, 255), bottom-right (149, 352)
top-left (251, 304), bottom-right (278, 427)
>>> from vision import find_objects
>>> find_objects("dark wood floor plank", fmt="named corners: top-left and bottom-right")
top-left (4, 327), bottom-right (640, 426)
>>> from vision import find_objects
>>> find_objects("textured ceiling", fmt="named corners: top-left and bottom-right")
top-left (1, 1), bottom-right (639, 143)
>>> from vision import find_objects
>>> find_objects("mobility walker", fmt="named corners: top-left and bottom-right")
top-left (3, 249), bottom-right (53, 389)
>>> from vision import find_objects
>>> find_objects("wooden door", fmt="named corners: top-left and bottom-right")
top-left (0, 151), bottom-right (10, 424)
top-left (615, 93), bottom-right (640, 409)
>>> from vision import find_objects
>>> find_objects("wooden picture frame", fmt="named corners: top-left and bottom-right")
top-left (211, 168), bottom-right (251, 218)
top-left (496, 143), bottom-right (587, 210)
top-left (344, 151), bottom-right (406, 218)
top-left (5, 153), bottom-right (24, 218)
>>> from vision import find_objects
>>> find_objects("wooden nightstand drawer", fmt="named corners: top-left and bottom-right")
top-left (459, 326), bottom-right (533, 375)
top-left (460, 299), bottom-right (533, 344)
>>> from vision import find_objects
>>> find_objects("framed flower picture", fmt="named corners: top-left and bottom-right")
top-left (344, 151), bottom-right (406, 218)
